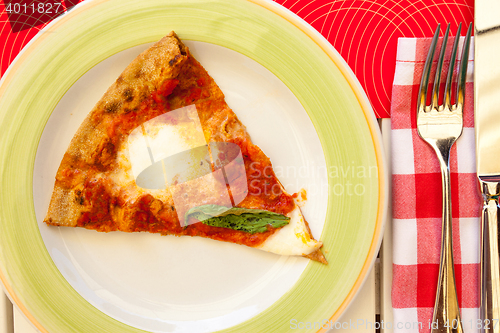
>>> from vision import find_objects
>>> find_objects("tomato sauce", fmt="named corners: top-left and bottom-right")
top-left (107, 79), bottom-right (180, 143)
top-left (77, 178), bottom-right (117, 231)
top-left (182, 221), bottom-right (279, 247)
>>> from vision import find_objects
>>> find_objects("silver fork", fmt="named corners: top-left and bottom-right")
top-left (417, 23), bottom-right (472, 333)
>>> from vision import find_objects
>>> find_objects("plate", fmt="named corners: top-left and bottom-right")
top-left (35, 40), bottom-right (329, 332)
top-left (0, 0), bottom-right (387, 332)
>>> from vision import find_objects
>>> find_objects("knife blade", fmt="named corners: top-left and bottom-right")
top-left (475, 2), bottom-right (500, 332)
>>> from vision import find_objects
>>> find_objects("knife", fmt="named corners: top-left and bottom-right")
top-left (475, 2), bottom-right (500, 332)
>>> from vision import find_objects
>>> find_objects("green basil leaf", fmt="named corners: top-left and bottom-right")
top-left (185, 204), bottom-right (290, 234)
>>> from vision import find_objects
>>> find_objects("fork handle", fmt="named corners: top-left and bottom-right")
top-left (480, 180), bottom-right (500, 333)
top-left (432, 147), bottom-right (463, 333)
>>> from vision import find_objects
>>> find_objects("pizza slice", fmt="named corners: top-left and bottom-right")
top-left (44, 32), bottom-right (327, 264)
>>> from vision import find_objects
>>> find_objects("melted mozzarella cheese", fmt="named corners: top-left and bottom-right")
top-left (111, 135), bottom-right (173, 204)
top-left (256, 202), bottom-right (322, 256)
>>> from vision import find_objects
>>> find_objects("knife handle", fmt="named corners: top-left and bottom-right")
top-left (480, 180), bottom-right (500, 333)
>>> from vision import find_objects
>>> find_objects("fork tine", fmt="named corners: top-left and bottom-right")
top-left (455, 23), bottom-right (472, 108)
top-left (431, 24), bottom-right (450, 110)
top-left (444, 23), bottom-right (462, 109)
top-left (418, 24), bottom-right (441, 112)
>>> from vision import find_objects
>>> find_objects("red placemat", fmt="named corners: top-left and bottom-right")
top-left (0, 0), bottom-right (473, 118)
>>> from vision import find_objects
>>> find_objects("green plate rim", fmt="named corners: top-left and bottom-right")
top-left (0, 0), bottom-right (387, 332)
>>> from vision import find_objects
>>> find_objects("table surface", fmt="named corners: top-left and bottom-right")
top-left (0, 0), bottom-right (475, 331)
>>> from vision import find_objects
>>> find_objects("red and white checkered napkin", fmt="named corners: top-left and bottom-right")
top-left (391, 36), bottom-right (480, 332)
